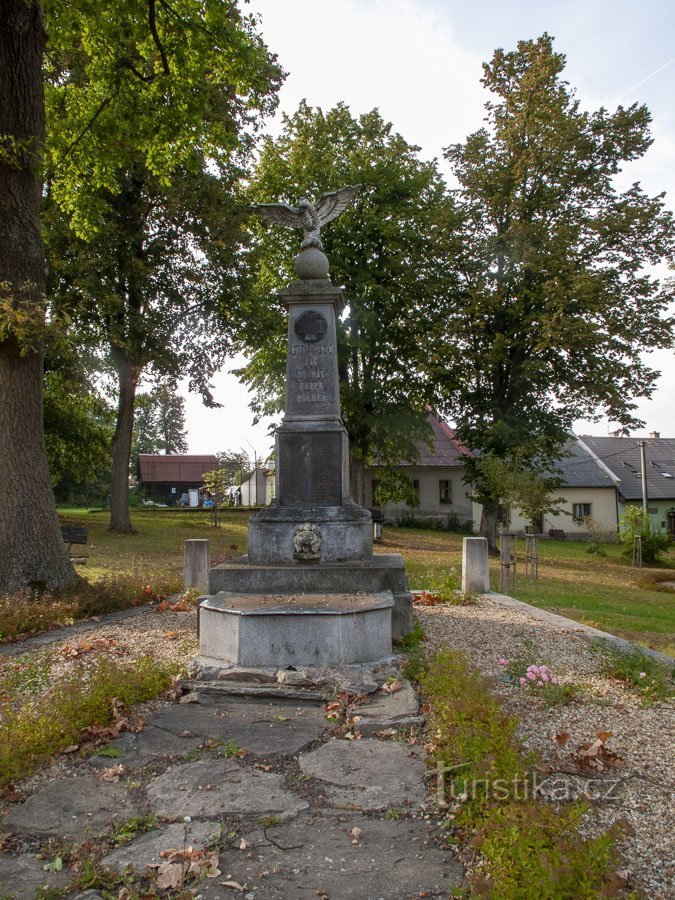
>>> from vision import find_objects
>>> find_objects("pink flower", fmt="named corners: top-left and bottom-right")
top-left (536, 680), bottom-right (544, 687)
top-left (519, 677), bottom-right (527, 685)
top-left (526, 671), bottom-right (537, 681)
top-left (540, 672), bottom-right (549, 683)
top-left (551, 675), bottom-right (558, 684)
top-left (639, 672), bottom-right (647, 679)
top-left (499, 658), bottom-right (509, 666)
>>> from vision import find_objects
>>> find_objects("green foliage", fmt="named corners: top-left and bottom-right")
top-left (620, 506), bottom-right (670, 564)
top-left (0, 656), bottom-right (176, 785)
top-left (223, 739), bottom-right (242, 758)
top-left (433, 35), bottom-right (675, 525)
top-left (475, 454), bottom-right (563, 522)
top-left (112, 814), bottom-right (159, 846)
top-left (590, 639), bottom-right (673, 704)
top-left (217, 450), bottom-right (254, 486)
top-left (394, 512), bottom-right (473, 533)
top-left (242, 101), bottom-right (457, 473)
top-left (421, 650), bottom-right (622, 897)
top-left (44, 0), bottom-right (283, 239)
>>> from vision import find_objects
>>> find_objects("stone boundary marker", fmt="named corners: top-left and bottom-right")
top-left (461, 536), bottom-right (490, 593)
top-left (487, 591), bottom-right (674, 666)
top-left (183, 538), bottom-right (209, 591)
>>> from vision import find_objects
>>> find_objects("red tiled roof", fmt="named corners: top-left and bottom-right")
top-left (137, 454), bottom-right (218, 484)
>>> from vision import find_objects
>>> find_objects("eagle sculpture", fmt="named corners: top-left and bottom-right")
top-left (252, 185), bottom-right (362, 250)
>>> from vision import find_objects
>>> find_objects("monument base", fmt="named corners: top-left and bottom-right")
top-left (247, 503), bottom-right (373, 564)
top-left (198, 591), bottom-right (394, 667)
top-left (207, 553), bottom-right (413, 639)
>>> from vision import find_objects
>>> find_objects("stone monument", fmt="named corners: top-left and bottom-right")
top-left (197, 187), bottom-right (413, 669)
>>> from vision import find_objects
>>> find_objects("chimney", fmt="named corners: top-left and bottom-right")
top-left (649, 431), bottom-right (660, 439)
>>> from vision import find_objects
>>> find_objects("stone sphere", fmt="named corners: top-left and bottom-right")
top-left (294, 247), bottom-right (330, 279)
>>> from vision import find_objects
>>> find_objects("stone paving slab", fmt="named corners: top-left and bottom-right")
top-left (2, 776), bottom-right (138, 840)
top-left (198, 811), bottom-right (462, 899)
top-left (299, 739), bottom-right (427, 811)
top-left (103, 820), bottom-right (222, 872)
top-left (146, 759), bottom-right (308, 821)
top-left (148, 695), bottom-right (326, 757)
top-left (0, 851), bottom-right (71, 897)
top-left (87, 724), bottom-right (202, 769)
top-left (351, 679), bottom-right (425, 735)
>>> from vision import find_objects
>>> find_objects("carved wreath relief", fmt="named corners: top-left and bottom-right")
top-left (293, 522), bottom-right (322, 560)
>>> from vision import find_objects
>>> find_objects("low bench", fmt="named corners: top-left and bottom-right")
top-left (60, 525), bottom-right (88, 554)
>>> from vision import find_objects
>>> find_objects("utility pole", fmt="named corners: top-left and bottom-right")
top-left (638, 440), bottom-right (649, 515)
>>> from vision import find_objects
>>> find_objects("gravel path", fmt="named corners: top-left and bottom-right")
top-left (416, 597), bottom-right (674, 899)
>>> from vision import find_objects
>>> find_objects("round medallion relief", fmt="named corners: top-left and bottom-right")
top-left (294, 310), bottom-right (328, 343)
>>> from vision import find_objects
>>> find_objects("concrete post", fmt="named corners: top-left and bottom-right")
top-left (461, 537), bottom-right (490, 594)
top-left (184, 539), bottom-right (210, 592)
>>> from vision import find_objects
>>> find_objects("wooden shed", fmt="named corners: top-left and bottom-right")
top-left (137, 454), bottom-right (218, 506)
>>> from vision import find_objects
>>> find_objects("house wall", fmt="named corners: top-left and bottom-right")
top-left (475, 486), bottom-right (619, 537)
top-left (619, 498), bottom-right (675, 535)
top-left (368, 467), bottom-right (473, 526)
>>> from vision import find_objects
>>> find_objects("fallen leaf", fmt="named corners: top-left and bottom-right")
top-left (165, 631), bottom-right (178, 640)
top-left (99, 764), bottom-right (125, 782)
top-left (350, 827), bottom-right (362, 843)
top-left (254, 763), bottom-right (272, 772)
top-left (554, 732), bottom-right (571, 746)
top-left (239, 838), bottom-right (251, 851)
top-left (597, 730), bottom-right (613, 742)
top-left (220, 881), bottom-right (244, 891)
top-left (157, 861), bottom-right (187, 890)
top-left (381, 681), bottom-right (402, 694)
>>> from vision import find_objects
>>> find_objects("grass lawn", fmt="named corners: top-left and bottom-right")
top-left (54, 509), bottom-right (674, 655)
top-left (380, 527), bottom-right (675, 656)
top-left (58, 507), bottom-right (251, 583)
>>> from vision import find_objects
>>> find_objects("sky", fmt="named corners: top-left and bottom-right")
top-left (184, 0), bottom-right (675, 460)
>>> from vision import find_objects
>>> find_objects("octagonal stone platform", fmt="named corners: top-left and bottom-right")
top-left (198, 591), bottom-right (394, 667)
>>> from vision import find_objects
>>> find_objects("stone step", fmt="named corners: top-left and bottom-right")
top-left (181, 679), bottom-right (327, 701)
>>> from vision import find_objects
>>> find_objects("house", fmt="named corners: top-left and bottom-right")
top-left (579, 434), bottom-right (675, 537)
top-left (503, 437), bottom-right (620, 537)
top-left (137, 454), bottom-right (218, 506)
top-left (366, 414), bottom-right (475, 528)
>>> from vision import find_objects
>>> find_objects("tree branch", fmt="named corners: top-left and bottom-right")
top-left (148, 0), bottom-right (171, 76)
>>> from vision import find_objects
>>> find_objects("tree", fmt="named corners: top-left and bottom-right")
top-left (239, 102), bottom-right (458, 501)
top-left (475, 454), bottom-right (562, 537)
top-left (132, 385), bottom-right (188, 469)
top-left (0, 0), bottom-right (77, 593)
top-left (43, 0), bottom-right (282, 531)
top-left (216, 449), bottom-right (253, 486)
top-left (432, 35), bottom-right (675, 550)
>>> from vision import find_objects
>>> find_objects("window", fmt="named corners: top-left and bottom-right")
top-left (406, 479), bottom-right (420, 507)
top-left (572, 502), bottom-right (592, 522)
top-left (439, 479), bottom-right (452, 504)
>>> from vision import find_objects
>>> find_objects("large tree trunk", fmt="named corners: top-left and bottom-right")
top-left (479, 497), bottom-right (500, 556)
top-left (109, 355), bottom-right (140, 532)
top-left (0, 0), bottom-right (76, 593)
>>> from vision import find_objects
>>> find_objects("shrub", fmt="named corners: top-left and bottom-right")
top-left (421, 650), bottom-right (623, 897)
top-left (0, 656), bottom-right (177, 785)
top-left (620, 507), bottom-right (669, 564)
